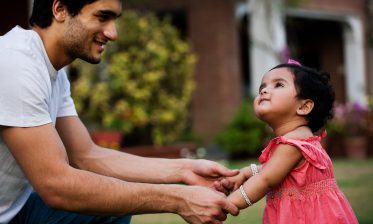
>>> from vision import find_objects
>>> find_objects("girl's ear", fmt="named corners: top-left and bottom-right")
top-left (52, 0), bottom-right (68, 23)
top-left (297, 99), bottom-right (314, 116)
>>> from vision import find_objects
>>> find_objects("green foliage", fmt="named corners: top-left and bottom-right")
top-left (285, 0), bottom-right (306, 7)
top-left (215, 100), bottom-right (267, 157)
top-left (71, 10), bottom-right (196, 145)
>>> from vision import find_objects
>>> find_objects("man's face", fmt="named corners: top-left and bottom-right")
top-left (62, 0), bottom-right (122, 64)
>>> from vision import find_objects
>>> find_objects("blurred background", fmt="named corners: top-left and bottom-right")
top-left (2, 0), bottom-right (373, 223)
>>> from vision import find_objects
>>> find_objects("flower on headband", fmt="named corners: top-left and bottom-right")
top-left (287, 59), bottom-right (301, 66)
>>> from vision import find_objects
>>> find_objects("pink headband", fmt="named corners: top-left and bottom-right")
top-left (287, 59), bottom-right (301, 66)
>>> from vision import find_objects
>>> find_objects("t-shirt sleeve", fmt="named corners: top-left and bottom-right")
top-left (56, 71), bottom-right (77, 118)
top-left (0, 50), bottom-right (52, 127)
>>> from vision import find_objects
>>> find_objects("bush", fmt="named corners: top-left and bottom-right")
top-left (71, 10), bottom-right (196, 145)
top-left (215, 100), bottom-right (268, 158)
top-left (327, 102), bottom-right (369, 136)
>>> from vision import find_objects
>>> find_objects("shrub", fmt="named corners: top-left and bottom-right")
top-left (71, 10), bottom-right (196, 145)
top-left (215, 100), bottom-right (268, 158)
top-left (327, 102), bottom-right (369, 136)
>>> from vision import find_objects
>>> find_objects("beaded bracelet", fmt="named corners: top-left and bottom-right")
top-left (250, 164), bottom-right (259, 176)
top-left (239, 185), bottom-right (252, 206)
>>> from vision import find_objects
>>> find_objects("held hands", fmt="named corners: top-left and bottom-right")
top-left (178, 185), bottom-right (239, 224)
top-left (176, 159), bottom-right (243, 223)
top-left (181, 159), bottom-right (239, 189)
top-left (213, 166), bottom-right (253, 194)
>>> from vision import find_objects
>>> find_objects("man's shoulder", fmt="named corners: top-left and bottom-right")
top-left (0, 26), bottom-right (40, 61)
top-left (0, 27), bottom-right (44, 75)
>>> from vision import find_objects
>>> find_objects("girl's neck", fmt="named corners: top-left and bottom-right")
top-left (272, 120), bottom-right (311, 137)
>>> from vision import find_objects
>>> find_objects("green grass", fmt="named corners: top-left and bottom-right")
top-left (132, 159), bottom-right (373, 224)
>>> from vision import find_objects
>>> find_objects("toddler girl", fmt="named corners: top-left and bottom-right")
top-left (216, 59), bottom-right (358, 223)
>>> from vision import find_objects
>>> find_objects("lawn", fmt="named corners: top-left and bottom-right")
top-left (131, 159), bottom-right (373, 224)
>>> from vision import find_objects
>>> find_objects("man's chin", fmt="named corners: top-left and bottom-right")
top-left (90, 59), bottom-right (101, 64)
top-left (78, 54), bottom-right (102, 64)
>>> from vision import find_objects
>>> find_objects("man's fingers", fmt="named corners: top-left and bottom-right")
top-left (210, 221), bottom-right (222, 224)
top-left (215, 165), bottom-right (239, 177)
top-left (214, 211), bottom-right (228, 221)
top-left (222, 200), bottom-right (239, 216)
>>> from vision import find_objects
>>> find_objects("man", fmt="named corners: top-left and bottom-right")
top-left (0, 0), bottom-right (239, 223)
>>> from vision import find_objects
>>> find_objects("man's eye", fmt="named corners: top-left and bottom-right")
top-left (97, 15), bottom-right (110, 22)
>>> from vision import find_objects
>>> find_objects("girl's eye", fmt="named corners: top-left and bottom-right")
top-left (275, 82), bottom-right (284, 88)
top-left (258, 87), bottom-right (263, 93)
top-left (258, 84), bottom-right (265, 93)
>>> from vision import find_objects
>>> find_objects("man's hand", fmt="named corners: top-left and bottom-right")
top-left (181, 159), bottom-right (239, 189)
top-left (177, 185), bottom-right (239, 224)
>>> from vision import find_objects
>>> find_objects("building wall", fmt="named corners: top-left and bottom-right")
top-left (299, 0), bottom-right (365, 13)
top-left (188, 0), bottom-right (242, 142)
top-left (298, 0), bottom-right (370, 98)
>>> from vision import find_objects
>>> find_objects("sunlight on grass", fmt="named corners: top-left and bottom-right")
top-left (132, 159), bottom-right (373, 224)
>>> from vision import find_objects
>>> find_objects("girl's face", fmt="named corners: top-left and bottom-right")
top-left (254, 67), bottom-right (302, 124)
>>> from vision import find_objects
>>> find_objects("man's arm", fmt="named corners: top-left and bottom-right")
top-left (56, 116), bottom-right (238, 187)
top-left (2, 122), bottom-right (238, 223)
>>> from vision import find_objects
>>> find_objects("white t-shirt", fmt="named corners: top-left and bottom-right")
top-left (0, 26), bottom-right (77, 223)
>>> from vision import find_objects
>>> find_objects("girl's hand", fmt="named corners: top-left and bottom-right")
top-left (213, 170), bottom-right (248, 195)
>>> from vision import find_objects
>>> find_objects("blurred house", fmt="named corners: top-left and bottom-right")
top-left (2, 0), bottom-right (372, 143)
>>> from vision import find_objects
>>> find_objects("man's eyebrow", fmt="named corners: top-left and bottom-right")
top-left (97, 10), bottom-right (122, 18)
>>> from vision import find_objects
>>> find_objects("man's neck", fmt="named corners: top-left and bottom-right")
top-left (32, 26), bottom-right (73, 70)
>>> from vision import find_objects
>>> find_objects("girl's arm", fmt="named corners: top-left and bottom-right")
top-left (227, 144), bottom-right (303, 209)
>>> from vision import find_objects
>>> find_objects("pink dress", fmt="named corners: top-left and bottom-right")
top-left (259, 131), bottom-right (358, 224)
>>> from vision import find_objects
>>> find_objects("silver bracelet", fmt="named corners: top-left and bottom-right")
top-left (239, 185), bottom-right (252, 206)
top-left (250, 164), bottom-right (259, 176)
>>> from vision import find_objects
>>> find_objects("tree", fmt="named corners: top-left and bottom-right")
top-left (71, 10), bottom-right (196, 146)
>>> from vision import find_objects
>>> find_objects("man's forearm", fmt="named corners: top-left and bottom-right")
top-left (43, 166), bottom-right (184, 215)
top-left (42, 167), bottom-right (238, 224)
top-left (72, 146), bottom-right (190, 184)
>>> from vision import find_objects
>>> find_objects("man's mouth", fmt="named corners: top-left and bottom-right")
top-left (94, 39), bottom-right (106, 52)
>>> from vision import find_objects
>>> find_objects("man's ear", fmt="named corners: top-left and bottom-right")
top-left (52, 0), bottom-right (67, 23)
top-left (297, 99), bottom-right (314, 116)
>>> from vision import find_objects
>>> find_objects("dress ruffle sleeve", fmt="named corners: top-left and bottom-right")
top-left (259, 131), bottom-right (328, 170)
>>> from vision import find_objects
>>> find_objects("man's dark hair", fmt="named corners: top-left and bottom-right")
top-left (29, 0), bottom-right (98, 28)
top-left (270, 63), bottom-right (335, 133)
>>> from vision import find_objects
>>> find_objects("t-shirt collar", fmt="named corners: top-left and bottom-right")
top-left (29, 27), bottom-right (58, 82)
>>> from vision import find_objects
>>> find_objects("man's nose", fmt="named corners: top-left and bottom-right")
top-left (103, 22), bottom-right (118, 41)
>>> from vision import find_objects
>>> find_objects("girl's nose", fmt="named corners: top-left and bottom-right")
top-left (260, 88), bottom-right (268, 95)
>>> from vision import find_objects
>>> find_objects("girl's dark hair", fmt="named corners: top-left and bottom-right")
top-left (29, 0), bottom-right (98, 28)
top-left (270, 63), bottom-right (335, 132)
